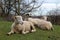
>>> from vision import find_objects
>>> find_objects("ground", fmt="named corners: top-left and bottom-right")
top-left (0, 21), bottom-right (60, 40)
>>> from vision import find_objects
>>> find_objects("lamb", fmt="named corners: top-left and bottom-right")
top-left (7, 16), bottom-right (36, 35)
top-left (28, 18), bottom-right (54, 30)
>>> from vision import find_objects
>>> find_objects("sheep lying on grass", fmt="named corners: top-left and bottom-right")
top-left (41, 16), bottom-right (47, 21)
top-left (7, 16), bottom-right (36, 35)
top-left (28, 18), bottom-right (54, 30)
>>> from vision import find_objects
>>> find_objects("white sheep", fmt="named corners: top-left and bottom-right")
top-left (41, 16), bottom-right (47, 21)
top-left (28, 18), bottom-right (54, 30)
top-left (7, 16), bottom-right (36, 35)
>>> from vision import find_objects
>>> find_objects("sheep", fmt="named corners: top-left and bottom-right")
top-left (7, 16), bottom-right (36, 35)
top-left (28, 18), bottom-right (54, 30)
top-left (41, 16), bottom-right (47, 21)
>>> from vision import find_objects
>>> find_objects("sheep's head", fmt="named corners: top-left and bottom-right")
top-left (14, 16), bottom-right (23, 24)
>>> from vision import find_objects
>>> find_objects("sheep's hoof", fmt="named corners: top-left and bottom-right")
top-left (22, 32), bottom-right (26, 34)
top-left (31, 30), bottom-right (36, 32)
top-left (22, 33), bottom-right (26, 34)
top-left (6, 34), bottom-right (10, 36)
top-left (6, 33), bottom-right (12, 36)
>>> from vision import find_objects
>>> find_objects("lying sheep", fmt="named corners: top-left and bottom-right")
top-left (7, 16), bottom-right (36, 35)
top-left (41, 16), bottom-right (47, 21)
top-left (28, 18), bottom-right (54, 30)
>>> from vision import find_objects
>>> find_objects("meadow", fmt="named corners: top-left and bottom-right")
top-left (0, 21), bottom-right (60, 40)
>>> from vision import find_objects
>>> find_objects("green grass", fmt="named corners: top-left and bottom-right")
top-left (0, 21), bottom-right (60, 40)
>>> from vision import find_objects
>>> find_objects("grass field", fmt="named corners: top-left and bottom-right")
top-left (0, 21), bottom-right (60, 40)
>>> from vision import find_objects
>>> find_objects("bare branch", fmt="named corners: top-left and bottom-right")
top-left (33, 1), bottom-right (44, 9)
top-left (21, 0), bottom-right (44, 14)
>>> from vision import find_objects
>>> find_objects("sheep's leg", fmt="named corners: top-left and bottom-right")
top-left (31, 29), bottom-right (36, 32)
top-left (7, 26), bottom-right (15, 35)
top-left (22, 27), bottom-right (26, 34)
top-left (50, 27), bottom-right (54, 31)
top-left (22, 31), bottom-right (29, 34)
top-left (25, 31), bottom-right (29, 33)
top-left (31, 24), bottom-right (36, 32)
top-left (7, 23), bottom-right (15, 35)
top-left (7, 29), bottom-right (14, 35)
top-left (22, 27), bottom-right (29, 34)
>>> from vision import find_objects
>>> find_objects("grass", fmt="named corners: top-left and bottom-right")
top-left (0, 21), bottom-right (60, 40)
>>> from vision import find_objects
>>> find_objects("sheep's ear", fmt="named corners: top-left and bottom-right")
top-left (15, 16), bottom-right (16, 19)
top-left (12, 16), bottom-right (16, 20)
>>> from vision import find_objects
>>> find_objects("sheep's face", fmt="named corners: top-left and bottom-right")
top-left (14, 16), bottom-right (23, 24)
